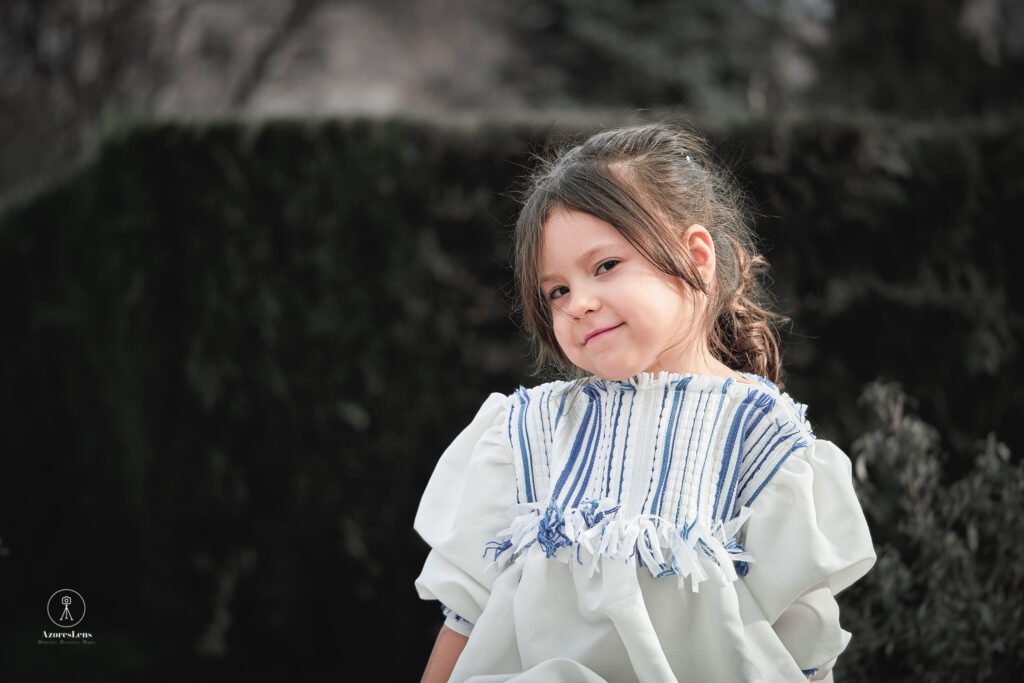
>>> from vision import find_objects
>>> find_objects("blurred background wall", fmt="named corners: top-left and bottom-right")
top-left (4, 0), bottom-right (1023, 199)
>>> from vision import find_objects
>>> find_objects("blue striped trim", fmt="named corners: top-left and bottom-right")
top-left (743, 438), bottom-right (808, 505)
top-left (640, 384), bottom-right (672, 513)
top-left (615, 388), bottom-right (636, 501)
top-left (514, 388), bottom-right (537, 503)
top-left (440, 604), bottom-right (473, 627)
top-left (555, 392), bottom-right (566, 428)
top-left (699, 380), bottom-right (730, 522)
top-left (675, 382), bottom-right (716, 528)
top-left (550, 393), bottom-right (595, 502)
top-left (736, 417), bottom-right (808, 506)
top-left (507, 398), bottom-right (520, 505)
top-left (603, 390), bottom-right (627, 497)
top-left (497, 374), bottom-right (815, 576)
top-left (568, 388), bottom-right (603, 507)
top-left (651, 378), bottom-right (690, 515)
top-left (714, 388), bottom-right (761, 520)
top-left (542, 389), bottom-right (554, 483)
top-left (742, 392), bottom-right (775, 440)
top-left (741, 424), bottom-right (786, 481)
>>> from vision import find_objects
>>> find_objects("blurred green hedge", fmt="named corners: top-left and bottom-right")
top-left (0, 113), bottom-right (1020, 681)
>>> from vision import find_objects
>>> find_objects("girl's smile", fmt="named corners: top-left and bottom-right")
top-left (583, 323), bottom-right (624, 345)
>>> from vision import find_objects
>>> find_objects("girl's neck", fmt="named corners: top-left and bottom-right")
top-left (646, 346), bottom-right (743, 382)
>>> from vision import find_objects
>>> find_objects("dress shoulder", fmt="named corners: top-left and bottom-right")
top-left (743, 436), bottom-right (876, 604)
top-left (413, 392), bottom-right (517, 628)
top-left (740, 434), bottom-right (877, 679)
top-left (737, 383), bottom-right (875, 609)
top-left (414, 392), bottom-right (512, 540)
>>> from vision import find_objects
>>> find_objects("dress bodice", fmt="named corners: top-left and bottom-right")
top-left (492, 371), bottom-right (816, 585)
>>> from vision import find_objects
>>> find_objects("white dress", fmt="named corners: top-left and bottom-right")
top-left (414, 371), bottom-right (876, 682)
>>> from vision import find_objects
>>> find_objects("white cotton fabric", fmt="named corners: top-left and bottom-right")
top-left (414, 373), bottom-right (876, 682)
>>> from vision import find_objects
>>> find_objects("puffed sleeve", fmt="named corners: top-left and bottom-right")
top-left (413, 392), bottom-right (516, 633)
top-left (740, 438), bottom-right (877, 679)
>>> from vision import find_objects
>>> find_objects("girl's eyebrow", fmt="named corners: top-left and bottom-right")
top-left (540, 243), bottom-right (620, 285)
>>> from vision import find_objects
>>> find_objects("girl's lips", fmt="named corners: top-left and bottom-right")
top-left (584, 323), bottom-right (624, 345)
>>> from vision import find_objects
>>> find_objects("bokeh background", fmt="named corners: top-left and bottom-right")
top-left (1, 1), bottom-right (1022, 681)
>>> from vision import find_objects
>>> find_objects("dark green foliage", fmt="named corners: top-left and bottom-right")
top-left (0, 114), bottom-right (1020, 680)
top-left (494, 0), bottom-right (1024, 116)
top-left (837, 380), bottom-right (1023, 682)
top-left (493, 0), bottom-right (776, 109)
top-left (823, 0), bottom-right (1024, 116)
top-left (0, 116), bottom-right (538, 680)
top-left (710, 114), bottom-right (1024, 462)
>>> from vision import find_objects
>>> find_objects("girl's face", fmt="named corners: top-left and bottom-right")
top-left (539, 209), bottom-right (705, 381)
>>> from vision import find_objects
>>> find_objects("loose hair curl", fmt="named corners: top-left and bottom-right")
top-left (513, 120), bottom-right (792, 390)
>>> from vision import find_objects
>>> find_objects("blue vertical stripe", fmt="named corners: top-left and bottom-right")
top-left (742, 425), bottom-right (772, 462)
top-left (641, 385), bottom-right (672, 513)
top-left (508, 400), bottom-right (520, 504)
top-left (651, 379), bottom-right (690, 516)
top-left (516, 390), bottom-right (536, 503)
top-left (716, 390), bottom-right (760, 520)
top-left (737, 426), bottom-right (804, 501)
top-left (550, 395), bottom-right (595, 501)
top-left (555, 392), bottom-right (566, 429)
top-left (616, 389), bottom-right (636, 501)
top-left (694, 381), bottom-right (729, 523)
top-left (604, 391), bottom-right (626, 497)
top-left (540, 389), bottom-right (553, 486)
top-left (568, 387), bottom-right (603, 506)
top-left (570, 402), bottom-right (603, 507)
top-left (740, 427), bottom-right (782, 482)
top-left (675, 387), bottom-right (704, 525)
top-left (742, 391), bottom-right (776, 438)
top-left (744, 438), bottom-right (808, 504)
top-left (740, 420), bottom-right (795, 482)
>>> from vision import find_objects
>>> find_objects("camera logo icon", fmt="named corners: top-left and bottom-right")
top-left (46, 589), bottom-right (86, 628)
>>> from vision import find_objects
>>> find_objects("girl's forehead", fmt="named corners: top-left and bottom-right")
top-left (541, 209), bottom-right (624, 248)
top-left (539, 210), bottom-right (630, 274)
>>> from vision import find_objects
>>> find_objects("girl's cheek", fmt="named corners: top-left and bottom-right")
top-left (553, 328), bottom-right (574, 353)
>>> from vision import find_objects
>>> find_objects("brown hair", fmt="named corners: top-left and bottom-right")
top-left (513, 120), bottom-right (792, 390)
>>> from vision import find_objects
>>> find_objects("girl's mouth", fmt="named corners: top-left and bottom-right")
top-left (584, 323), bottom-right (624, 345)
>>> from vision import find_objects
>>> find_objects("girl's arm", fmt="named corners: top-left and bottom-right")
top-left (420, 624), bottom-right (468, 683)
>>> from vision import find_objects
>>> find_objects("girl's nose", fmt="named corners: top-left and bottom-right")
top-left (565, 289), bottom-right (601, 319)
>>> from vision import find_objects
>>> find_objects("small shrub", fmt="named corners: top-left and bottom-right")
top-left (838, 379), bottom-right (1023, 682)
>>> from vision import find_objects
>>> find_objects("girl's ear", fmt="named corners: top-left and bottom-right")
top-left (681, 223), bottom-right (715, 274)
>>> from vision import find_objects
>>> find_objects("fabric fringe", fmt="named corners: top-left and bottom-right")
top-left (485, 499), bottom-right (755, 592)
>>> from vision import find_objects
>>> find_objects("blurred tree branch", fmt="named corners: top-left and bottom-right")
top-left (230, 0), bottom-right (323, 108)
top-left (0, 0), bottom-right (173, 196)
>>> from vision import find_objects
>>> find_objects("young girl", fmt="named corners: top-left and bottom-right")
top-left (413, 121), bottom-right (876, 682)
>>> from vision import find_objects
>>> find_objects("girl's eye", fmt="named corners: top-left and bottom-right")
top-left (548, 285), bottom-right (569, 301)
top-left (596, 259), bottom-right (620, 275)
